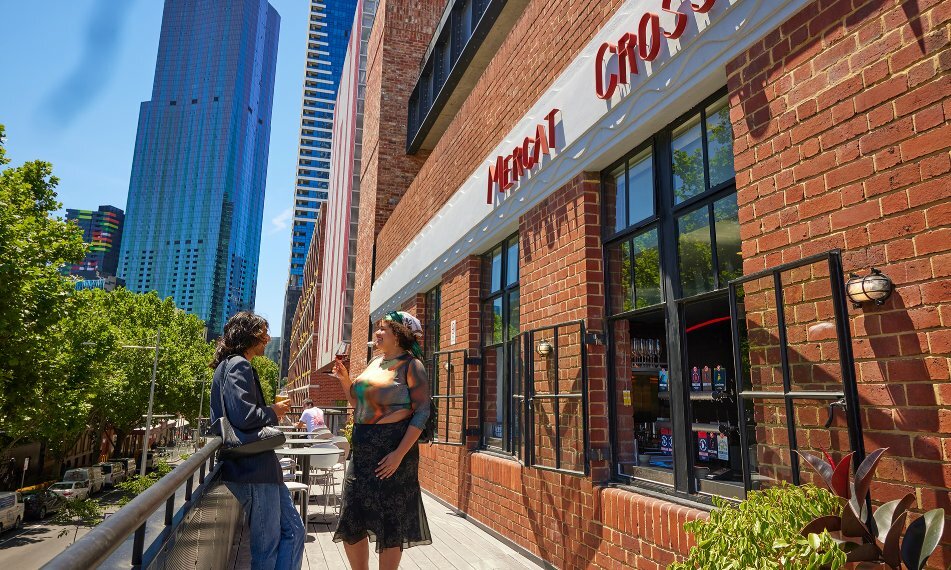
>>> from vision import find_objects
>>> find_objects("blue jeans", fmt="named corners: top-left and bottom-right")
top-left (226, 482), bottom-right (305, 570)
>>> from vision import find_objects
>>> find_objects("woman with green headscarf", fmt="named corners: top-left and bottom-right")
top-left (332, 311), bottom-right (432, 570)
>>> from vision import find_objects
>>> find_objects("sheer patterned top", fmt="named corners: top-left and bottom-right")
top-left (351, 354), bottom-right (431, 430)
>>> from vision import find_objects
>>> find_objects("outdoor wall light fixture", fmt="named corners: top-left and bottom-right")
top-left (846, 268), bottom-right (893, 308)
top-left (442, 360), bottom-right (451, 371)
top-left (536, 339), bottom-right (553, 357)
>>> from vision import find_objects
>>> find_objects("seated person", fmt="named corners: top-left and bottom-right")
top-left (296, 399), bottom-right (326, 436)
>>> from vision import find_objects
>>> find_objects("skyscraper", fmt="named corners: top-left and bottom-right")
top-left (280, 0), bottom-right (358, 377)
top-left (65, 205), bottom-right (125, 279)
top-left (119, 0), bottom-right (280, 336)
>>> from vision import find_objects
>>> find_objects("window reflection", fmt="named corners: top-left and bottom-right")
top-left (631, 229), bottom-right (662, 308)
top-left (706, 98), bottom-right (735, 188)
top-left (627, 150), bottom-right (654, 225)
top-left (612, 165), bottom-right (627, 233)
top-left (672, 115), bottom-right (704, 204)
top-left (714, 193), bottom-right (742, 286)
top-left (678, 208), bottom-right (714, 297)
top-left (608, 241), bottom-right (633, 314)
top-left (506, 238), bottom-right (519, 286)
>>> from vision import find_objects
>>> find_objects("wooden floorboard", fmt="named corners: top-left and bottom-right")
top-left (292, 471), bottom-right (540, 569)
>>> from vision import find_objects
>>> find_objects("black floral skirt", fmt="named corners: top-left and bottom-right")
top-left (332, 419), bottom-right (432, 552)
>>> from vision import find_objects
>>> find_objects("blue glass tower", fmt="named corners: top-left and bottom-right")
top-left (119, 0), bottom-right (280, 336)
top-left (280, 0), bottom-right (358, 377)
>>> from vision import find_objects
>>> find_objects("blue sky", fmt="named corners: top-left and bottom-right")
top-left (0, 0), bottom-right (309, 332)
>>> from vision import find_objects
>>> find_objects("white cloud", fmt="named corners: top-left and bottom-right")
top-left (269, 207), bottom-right (293, 235)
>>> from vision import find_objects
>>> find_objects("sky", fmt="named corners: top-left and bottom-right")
top-left (0, 0), bottom-right (309, 333)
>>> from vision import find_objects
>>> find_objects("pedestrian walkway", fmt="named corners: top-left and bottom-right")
top-left (230, 490), bottom-right (541, 569)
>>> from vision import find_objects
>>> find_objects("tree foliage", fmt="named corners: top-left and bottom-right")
top-left (0, 125), bottom-right (214, 465)
top-left (0, 124), bottom-right (87, 436)
top-left (251, 356), bottom-right (279, 403)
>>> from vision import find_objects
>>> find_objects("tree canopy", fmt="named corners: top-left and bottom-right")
top-left (0, 125), bottom-right (215, 463)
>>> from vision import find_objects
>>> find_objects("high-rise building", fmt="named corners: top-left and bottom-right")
top-left (119, 0), bottom-right (280, 336)
top-left (280, 0), bottom-right (359, 377)
top-left (65, 205), bottom-right (125, 279)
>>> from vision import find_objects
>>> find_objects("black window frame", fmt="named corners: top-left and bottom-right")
top-left (424, 285), bottom-right (441, 365)
top-left (430, 348), bottom-right (469, 445)
top-left (479, 233), bottom-right (521, 455)
top-left (604, 89), bottom-right (741, 501)
top-left (525, 320), bottom-right (590, 476)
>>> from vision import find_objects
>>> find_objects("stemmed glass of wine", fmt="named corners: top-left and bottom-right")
top-left (332, 342), bottom-right (350, 377)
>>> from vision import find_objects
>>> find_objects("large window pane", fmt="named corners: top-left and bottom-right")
top-left (706, 98), bottom-right (735, 188)
top-left (631, 229), bottom-right (662, 307)
top-left (607, 241), bottom-right (633, 314)
top-left (482, 346), bottom-right (504, 447)
top-left (714, 193), bottom-right (741, 286)
top-left (672, 115), bottom-right (704, 204)
top-left (507, 290), bottom-right (519, 340)
top-left (489, 297), bottom-right (503, 344)
top-left (679, 208), bottom-right (714, 297)
top-left (489, 247), bottom-right (502, 293)
top-left (506, 238), bottom-right (519, 286)
top-left (611, 164), bottom-right (627, 233)
top-left (627, 150), bottom-right (654, 224)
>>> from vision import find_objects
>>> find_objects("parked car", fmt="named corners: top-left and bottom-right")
top-left (23, 490), bottom-right (66, 520)
top-left (106, 461), bottom-right (127, 484)
top-left (95, 461), bottom-right (126, 486)
top-left (116, 458), bottom-right (137, 475)
top-left (0, 492), bottom-right (25, 533)
top-left (49, 481), bottom-right (90, 501)
top-left (63, 466), bottom-right (105, 494)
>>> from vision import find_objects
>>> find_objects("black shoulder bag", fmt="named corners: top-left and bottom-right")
top-left (216, 356), bottom-right (285, 459)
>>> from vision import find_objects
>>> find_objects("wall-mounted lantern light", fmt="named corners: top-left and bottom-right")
top-left (846, 268), bottom-right (893, 308)
top-left (536, 339), bottom-right (553, 357)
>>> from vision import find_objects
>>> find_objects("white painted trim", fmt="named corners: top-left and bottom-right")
top-left (369, 0), bottom-right (810, 319)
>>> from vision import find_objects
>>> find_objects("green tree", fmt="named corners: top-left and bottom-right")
top-left (0, 124), bottom-right (87, 454)
top-left (52, 498), bottom-right (104, 544)
top-left (251, 356), bottom-right (279, 403)
top-left (74, 288), bottom-right (214, 456)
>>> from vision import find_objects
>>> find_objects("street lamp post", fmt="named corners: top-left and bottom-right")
top-left (138, 329), bottom-right (161, 478)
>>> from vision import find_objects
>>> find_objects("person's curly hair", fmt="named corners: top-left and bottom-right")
top-left (210, 311), bottom-right (269, 368)
top-left (379, 319), bottom-right (419, 354)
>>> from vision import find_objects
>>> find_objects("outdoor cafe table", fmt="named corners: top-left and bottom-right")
top-left (284, 438), bottom-right (336, 447)
top-left (276, 447), bottom-right (342, 522)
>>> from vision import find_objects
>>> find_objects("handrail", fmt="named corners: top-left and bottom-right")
top-left (42, 437), bottom-right (222, 570)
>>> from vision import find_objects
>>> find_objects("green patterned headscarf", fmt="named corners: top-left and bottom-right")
top-left (384, 311), bottom-right (423, 359)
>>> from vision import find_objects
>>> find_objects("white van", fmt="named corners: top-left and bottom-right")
top-left (0, 492), bottom-right (24, 533)
top-left (63, 466), bottom-right (105, 494)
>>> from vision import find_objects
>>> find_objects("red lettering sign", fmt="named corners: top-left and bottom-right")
top-left (487, 109), bottom-right (560, 204)
top-left (595, 0), bottom-right (717, 99)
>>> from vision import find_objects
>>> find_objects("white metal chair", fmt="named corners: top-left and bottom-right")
top-left (307, 450), bottom-right (343, 517)
top-left (285, 481), bottom-right (309, 520)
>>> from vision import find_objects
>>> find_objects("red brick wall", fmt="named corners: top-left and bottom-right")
top-left (373, 0), bottom-right (624, 274)
top-left (727, 0), bottom-right (950, 565)
top-left (351, 0), bottom-right (443, 377)
top-left (416, 174), bottom-right (706, 569)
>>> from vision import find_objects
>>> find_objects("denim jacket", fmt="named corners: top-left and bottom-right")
top-left (210, 356), bottom-right (282, 484)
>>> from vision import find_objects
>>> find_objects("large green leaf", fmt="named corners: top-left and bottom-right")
top-left (901, 509), bottom-right (945, 570)
top-left (873, 494), bottom-right (916, 543)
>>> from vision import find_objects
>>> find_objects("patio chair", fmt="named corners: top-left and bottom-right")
top-left (306, 450), bottom-right (343, 517)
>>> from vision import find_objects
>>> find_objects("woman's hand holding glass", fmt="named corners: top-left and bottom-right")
top-left (333, 359), bottom-right (350, 381)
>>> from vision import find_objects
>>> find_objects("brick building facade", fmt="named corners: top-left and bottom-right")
top-left (348, 0), bottom-right (949, 567)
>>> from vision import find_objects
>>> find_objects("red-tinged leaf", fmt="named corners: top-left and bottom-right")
top-left (821, 446), bottom-right (834, 466)
top-left (874, 493), bottom-right (916, 543)
top-left (845, 542), bottom-right (881, 563)
top-left (841, 497), bottom-right (874, 542)
top-left (882, 511), bottom-right (907, 568)
top-left (801, 515), bottom-right (842, 536)
top-left (853, 448), bottom-right (887, 505)
top-left (797, 450), bottom-right (834, 491)
top-left (831, 452), bottom-right (854, 499)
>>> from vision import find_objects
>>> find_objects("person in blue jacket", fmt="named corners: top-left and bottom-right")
top-left (209, 311), bottom-right (304, 570)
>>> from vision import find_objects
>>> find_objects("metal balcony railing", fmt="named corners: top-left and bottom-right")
top-left (42, 437), bottom-right (239, 570)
